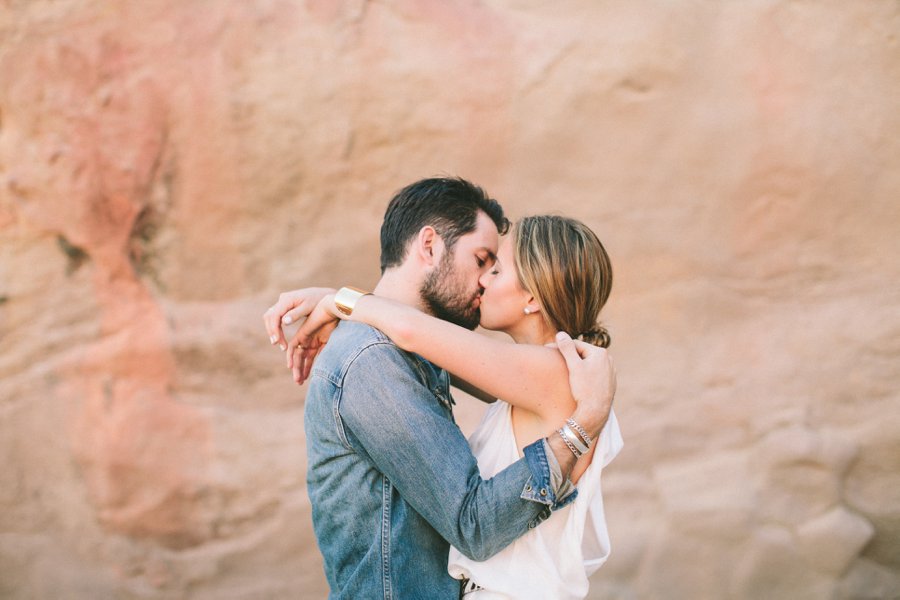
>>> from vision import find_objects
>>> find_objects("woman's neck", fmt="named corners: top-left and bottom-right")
top-left (506, 320), bottom-right (555, 347)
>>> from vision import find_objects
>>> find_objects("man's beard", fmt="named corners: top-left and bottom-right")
top-left (420, 251), bottom-right (481, 330)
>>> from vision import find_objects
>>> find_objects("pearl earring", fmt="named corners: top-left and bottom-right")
top-left (524, 308), bottom-right (531, 315)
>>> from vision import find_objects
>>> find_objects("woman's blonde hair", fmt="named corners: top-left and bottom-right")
top-left (513, 215), bottom-right (613, 347)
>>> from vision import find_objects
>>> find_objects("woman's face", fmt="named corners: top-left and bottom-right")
top-left (477, 237), bottom-right (532, 332)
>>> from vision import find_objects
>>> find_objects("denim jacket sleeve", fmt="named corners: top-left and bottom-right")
top-left (336, 341), bottom-right (576, 562)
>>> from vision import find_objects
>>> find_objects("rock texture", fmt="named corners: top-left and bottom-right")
top-left (1, 1), bottom-right (898, 598)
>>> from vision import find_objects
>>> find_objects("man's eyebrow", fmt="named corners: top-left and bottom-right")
top-left (478, 248), bottom-right (498, 262)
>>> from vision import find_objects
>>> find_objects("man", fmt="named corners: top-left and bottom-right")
top-left (263, 177), bottom-right (615, 598)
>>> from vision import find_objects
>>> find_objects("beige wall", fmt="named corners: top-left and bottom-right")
top-left (1, 1), bottom-right (898, 598)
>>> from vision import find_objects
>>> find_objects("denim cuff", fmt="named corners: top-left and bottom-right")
top-left (520, 438), bottom-right (579, 509)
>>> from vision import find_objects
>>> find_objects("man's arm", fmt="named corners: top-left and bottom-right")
top-left (338, 342), bottom-right (568, 561)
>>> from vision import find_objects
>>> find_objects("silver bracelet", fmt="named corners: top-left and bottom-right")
top-left (566, 418), bottom-right (593, 446)
top-left (561, 424), bottom-right (590, 454)
top-left (557, 428), bottom-right (584, 458)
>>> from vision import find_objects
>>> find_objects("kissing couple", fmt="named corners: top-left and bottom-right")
top-left (263, 177), bottom-right (622, 599)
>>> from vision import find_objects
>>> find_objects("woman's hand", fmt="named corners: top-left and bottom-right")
top-left (263, 287), bottom-right (335, 350)
top-left (287, 294), bottom-right (343, 384)
top-left (554, 331), bottom-right (617, 438)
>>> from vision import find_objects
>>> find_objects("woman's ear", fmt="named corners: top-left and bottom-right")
top-left (523, 296), bottom-right (542, 316)
top-left (415, 226), bottom-right (444, 267)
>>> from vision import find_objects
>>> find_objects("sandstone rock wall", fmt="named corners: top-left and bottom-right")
top-left (1, 1), bottom-right (898, 598)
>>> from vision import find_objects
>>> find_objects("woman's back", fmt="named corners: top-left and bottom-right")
top-left (448, 400), bottom-right (623, 600)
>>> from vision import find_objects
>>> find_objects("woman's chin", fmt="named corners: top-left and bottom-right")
top-left (477, 317), bottom-right (501, 332)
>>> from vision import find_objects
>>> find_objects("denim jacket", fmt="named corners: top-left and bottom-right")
top-left (305, 322), bottom-right (577, 599)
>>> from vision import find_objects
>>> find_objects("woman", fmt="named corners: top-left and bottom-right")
top-left (286, 215), bottom-right (621, 599)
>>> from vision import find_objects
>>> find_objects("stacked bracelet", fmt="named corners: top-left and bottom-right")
top-left (563, 425), bottom-right (589, 453)
top-left (557, 417), bottom-right (594, 459)
top-left (566, 418), bottom-right (593, 446)
top-left (558, 428), bottom-right (584, 458)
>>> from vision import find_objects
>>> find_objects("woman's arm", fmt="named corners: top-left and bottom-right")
top-left (294, 293), bottom-right (576, 421)
top-left (263, 287), bottom-right (336, 349)
top-left (449, 374), bottom-right (497, 404)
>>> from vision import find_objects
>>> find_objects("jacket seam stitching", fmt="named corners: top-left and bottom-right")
top-left (381, 474), bottom-right (393, 600)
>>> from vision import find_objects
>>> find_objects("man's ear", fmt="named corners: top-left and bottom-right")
top-left (415, 226), bottom-right (444, 267)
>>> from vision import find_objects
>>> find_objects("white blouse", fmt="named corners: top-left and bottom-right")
top-left (448, 401), bottom-right (623, 600)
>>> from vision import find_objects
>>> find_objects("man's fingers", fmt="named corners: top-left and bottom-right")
top-left (288, 332), bottom-right (308, 369)
top-left (287, 331), bottom-right (301, 368)
top-left (301, 346), bottom-right (316, 383)
top-left (295, 342), bottom-right (322, 385)
top-left (290, 341), bottom-right (305, 374)
top-left (555, 331), bottom-right (582, 369)
top-left (557, 332), bottom-right (612, 367)
top-left (298, 343), bottom-right (311, 384)
top-left (571, 338), bottom-right (604, 359)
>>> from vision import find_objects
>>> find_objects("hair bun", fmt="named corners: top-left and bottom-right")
top-left (578, 324), bottom-right (610, 348)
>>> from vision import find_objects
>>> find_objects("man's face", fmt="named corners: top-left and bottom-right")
top-left (420, 211), bottom-right (499, 330)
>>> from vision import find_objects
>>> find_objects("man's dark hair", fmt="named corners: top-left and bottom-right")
top-left (379, 177), bottom-right (510, 273)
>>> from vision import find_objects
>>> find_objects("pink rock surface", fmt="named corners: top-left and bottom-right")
top-left (1, 1), bottom-right (898, 598)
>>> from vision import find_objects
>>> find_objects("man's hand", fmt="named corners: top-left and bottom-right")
top-left (262, 288), bottom-right (335, 350)
top-left (555, 331), bottom-right (617, 438)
